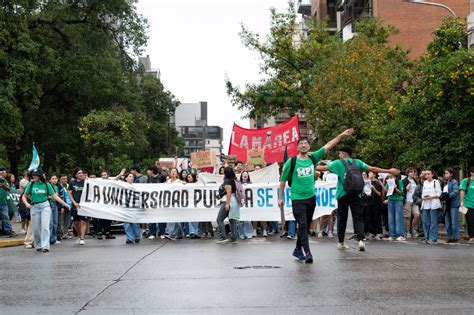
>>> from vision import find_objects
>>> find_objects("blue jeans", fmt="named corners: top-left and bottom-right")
top-left (268, 221), bottom-right (279, 233)
top-left (124, 223), bottom-right (141, 241)
top-left (189, 222), bottom-right (200, 235)
top-left (422, 208), bottom-right (438, 241)
top-left (388, 200), bottom-right (404, 238)
top-left (149, 223), bottom-right (167, 236)
top-left (31, 201), bottom-right (52, 250)
top-left (0, 203), bottom-right (12, 233)
top-left (445, 207), bottom-right (460, 239)
top-left (166, 222), bottom-right (183, 238)
top-left (287, 220), bottom-right (296, 237)
top-left (239, 221), bottom-right (254, 238)
top-left (49, 202), bottom-right (59, 243)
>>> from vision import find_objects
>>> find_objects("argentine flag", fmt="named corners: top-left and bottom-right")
top-left (28, 143), bottom-right (40, 172)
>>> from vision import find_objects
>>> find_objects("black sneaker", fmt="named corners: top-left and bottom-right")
top-left (97, 233), bottom-right (103, 240)
top-left (105, 233), bottom-right (116, 239)
top-left (126, 239), bottom-right (134, 244)
top-left (135, 239), bottom-right (140, 243)
top-left (42, 249), bottom-right (50, 253)
top-left (304, 254), bottom-right (313, 264)
top-left (9, 231), bottom-right (18, 237)
top-left (292, 248), bottom-right (305, 260)
top-left (280, 231), bottom-right (288, 238)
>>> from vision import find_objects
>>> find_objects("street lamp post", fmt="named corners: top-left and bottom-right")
top-left (408, 0), bottom-right (457, 17)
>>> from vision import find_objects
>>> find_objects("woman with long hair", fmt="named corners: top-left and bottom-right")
top-left (185, 173), bottom-right (201, 239)
top-left (48, 174), bottom-right (61, 245)
top-left (216, 167), bottom-right (240, 244)
top-left (22, 170), bottom-right (69, 253)
top-left (68, 167), bottom-right (90, 245)
top-left (421, 169), bottom-right (442, 244)
top-left (444, 168), bottom-right (460, 243)
top-left (386, 173), bottom-right (405, 241)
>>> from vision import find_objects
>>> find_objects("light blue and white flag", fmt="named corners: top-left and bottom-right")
top-left (28, 143), bottom-right (40, 172)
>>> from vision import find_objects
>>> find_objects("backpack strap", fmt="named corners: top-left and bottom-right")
top-left (340, 158), bottom-right (353, 169)
top-left (288, 156), bottom-right (297, 187)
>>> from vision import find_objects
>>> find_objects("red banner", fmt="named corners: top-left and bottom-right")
top-left (228, 115), bottom-right (300, 164)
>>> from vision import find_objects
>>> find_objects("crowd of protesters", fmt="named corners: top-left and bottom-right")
top-left (1, 158), bottom-right (473, 255)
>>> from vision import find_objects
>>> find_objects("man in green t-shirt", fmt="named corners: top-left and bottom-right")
top-left (279, 128), bottom-right (354, 264)
top-left (318, 146), bottom-right (399, 251)
top-left (460, 166), bottom-right (474, 244)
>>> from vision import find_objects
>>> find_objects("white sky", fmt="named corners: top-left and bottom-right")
top-left (136, 0), bottom-right (291, 153)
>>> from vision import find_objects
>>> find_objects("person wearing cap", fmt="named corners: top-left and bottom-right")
top-left (0, 166), bottom-right (16, 237)
top-left (318, 146), bottom-right (399, 251)
top-left (21, 170), bottom-right (70, 253)
top-left (278, 129), bottom-right (355, 264)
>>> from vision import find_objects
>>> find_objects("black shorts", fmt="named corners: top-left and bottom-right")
top-left (71, 206), bottom-right (91, 222)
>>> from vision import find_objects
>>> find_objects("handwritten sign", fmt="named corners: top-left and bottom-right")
top-left (246, 149), bottom-right (265, 165)
top-left (191, 151), bottom-right (216, 168)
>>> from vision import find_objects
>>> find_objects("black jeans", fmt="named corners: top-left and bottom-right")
top-left (466, 208), bottom-right (474, 238)
top-left (337, 194), bottom-right (365, 243)
top-left (366, 204), bottom-right (383, 235)
top-left (96, 219), bottom-right (112, 234)
top-left (292, 197), bottom-right (316, 255)
top-left (216, 204), bottom-right (238, 240)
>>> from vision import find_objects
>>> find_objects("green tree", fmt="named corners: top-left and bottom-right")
top-left (79, 109), bottom-right (149, 172)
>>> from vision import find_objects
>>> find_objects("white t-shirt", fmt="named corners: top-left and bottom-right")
top-left (406, 178), bottom-right (417, 203)
top-left (421, 179), bottom-right (442, 210)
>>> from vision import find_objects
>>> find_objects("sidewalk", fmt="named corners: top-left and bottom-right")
top-left (0, 222), bottom-right (25, 248)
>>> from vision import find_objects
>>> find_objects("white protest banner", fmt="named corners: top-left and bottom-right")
top-left (78, 178), bottom-right (337, 223)
top-left (198, 162), bottom-right (280, 184)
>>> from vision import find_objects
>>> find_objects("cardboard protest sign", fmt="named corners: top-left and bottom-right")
top-left (191, 151), bottom-right (216, 169)
top-left (157, 158), bottom-right (175, 169)
top-left (246, 149), bottom-right (265, 165)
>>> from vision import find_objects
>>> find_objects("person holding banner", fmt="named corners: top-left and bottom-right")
top-left (121, 173), bottom-right (143, 244)
top-left (68, 167), bottom-right (89, 246)
top-left (279, 129), bottom-right (355, 264)
top-left (318, 146), bottom-right (400, 252)
top-left (216, 167), bottom-right (240, 244)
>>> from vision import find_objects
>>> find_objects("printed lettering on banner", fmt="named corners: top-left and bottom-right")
top-left (228, 115), bottom-right (300, 164)
top-left (78, 178), bottom-right (338, 223)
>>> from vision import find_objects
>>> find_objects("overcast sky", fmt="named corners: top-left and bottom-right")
top-left (136, 0), bottom-right (291, 153)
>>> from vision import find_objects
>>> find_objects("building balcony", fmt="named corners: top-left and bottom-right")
top-left (297, 0), bottom-right (312, 16)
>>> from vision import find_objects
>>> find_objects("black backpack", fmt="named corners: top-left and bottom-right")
top-left (287, 154), bottom-right (317, 187)
top-left (341, 159), bottom-right (364, 195)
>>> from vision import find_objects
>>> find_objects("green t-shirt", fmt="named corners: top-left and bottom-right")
top-left (25, 182), bottom-right (54, 204)
top-left (0, 179), bottom-right (9, 205)
top-left (460, 178), bottom-right (474, 209)
top-left (386, 180), bottom-right (405, 201)
top-left (280, 147), bottom-right (325, 200)
top-left (327, 158), bottom-right (369, 200)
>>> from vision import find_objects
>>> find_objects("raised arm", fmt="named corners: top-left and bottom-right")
top-left (367, 166), bottom-right (400, 175)
top-left (323, 128), bottom-right (354, 153)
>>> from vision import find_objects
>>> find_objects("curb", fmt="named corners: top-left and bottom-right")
top-left (0, 239), bottom-right (25, 248)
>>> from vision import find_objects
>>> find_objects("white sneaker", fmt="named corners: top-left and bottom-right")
top-left (358, 240), bottom-right (366, 251)
top-left (396, 236), bottom-right (406, 242)
top-left (20, 229), bottom-right (27, 235)
top-left (25, 244), bottom-right (33, 249)
top-left (375, 234), bottom-right (383, 239)
top-left (79, 239), bottom-right (85, 245)
top-left (318, 232), bottom-right (323, 238)
top-left (160, 235), bottom-right (165, 239)
top-left (54, 240), bottom-right (61, 245)
top-left (263, 230), bottom-right (268, 237)
top-left (388, 237), bottom-right (394, 241)
top-left (328, 232), bottom-right (334, 238)
top-left (337, 243), bottom-right (349, 250)
top-left (468, 239), bottom-right (474, 244)
top-left (148, 235), bottom-right (155, 240)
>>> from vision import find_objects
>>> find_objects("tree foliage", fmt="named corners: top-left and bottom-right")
top-left (227, 5), bottom-right (472, 170)
top-left (0, 0), bottom-right (183, 175)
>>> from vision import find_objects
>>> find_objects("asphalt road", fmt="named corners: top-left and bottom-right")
top-left (1, 235), bottom-right (473, 314)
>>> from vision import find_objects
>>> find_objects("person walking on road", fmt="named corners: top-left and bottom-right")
top-left (278, 129), bottom-right (355, 264)
top-left (318, 146), bottom-right (399, 252)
